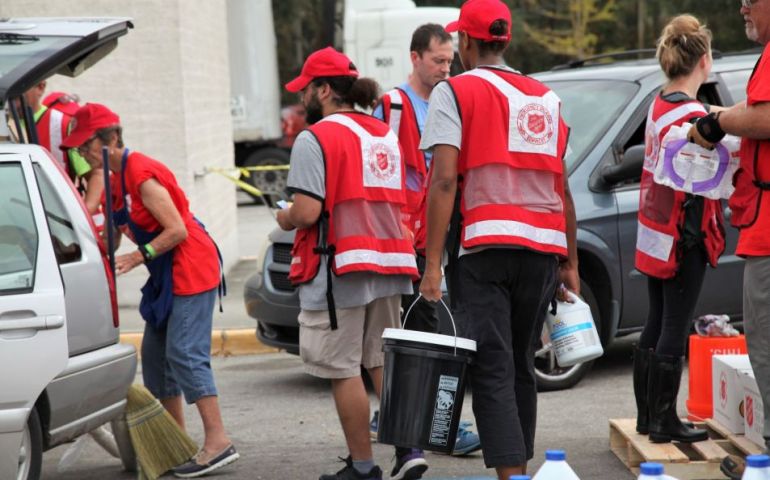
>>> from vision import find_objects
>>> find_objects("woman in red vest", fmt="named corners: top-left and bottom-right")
top-left (61, 104), bottom-right (239, 478)
top-left (633, 15), bottom-right (725, 444)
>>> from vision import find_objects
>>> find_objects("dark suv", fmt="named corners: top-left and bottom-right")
top-left (244, 51), bottom-right (759, 391)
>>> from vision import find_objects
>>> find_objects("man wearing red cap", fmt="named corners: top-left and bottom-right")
top-left (61, 103), bottom-right (238, 478)
top-left (419, 1), bottom-right (578, 478)
top-left (276, 47), bottom-right (420, 480)
top-left (23, 82), bottom-right (103, 217)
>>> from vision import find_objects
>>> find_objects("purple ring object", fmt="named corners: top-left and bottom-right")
top-left (661, 139), bottom-right (730, 193)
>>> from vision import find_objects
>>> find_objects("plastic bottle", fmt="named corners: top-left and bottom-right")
top-left (509, 476), bottom-right (530, 480)
top-left (532, 450), bottom-right (580, 480)
top-left (545, 292), bottom-right (603, 367)
top-left (638, 463), bottom-right (664, 480)
top-left (742, 454), bottom-right (770, 480)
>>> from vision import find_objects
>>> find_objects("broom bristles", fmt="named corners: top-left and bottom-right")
top-left (125, 384), bottom-right (198, 480)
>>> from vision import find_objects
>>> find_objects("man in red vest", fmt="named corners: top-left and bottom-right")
top-left (276, 47), bottom-right (419, 480)
top-left (689, 1), bottom-right (770, 477)
top-left (24, 82), bottom-right (104, 218)
top-left (373, 23), bottom-right (482, 458)
top-left (419, 1), bottom-right (578, 478)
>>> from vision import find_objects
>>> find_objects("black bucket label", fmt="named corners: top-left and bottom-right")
top-left (429, 375), bottom-right (459, 446)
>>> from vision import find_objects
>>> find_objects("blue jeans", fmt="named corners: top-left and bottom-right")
top-left (142, 288), bottom-right (218, 404)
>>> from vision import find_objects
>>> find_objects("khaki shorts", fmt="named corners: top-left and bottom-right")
top-left (298, 294), bottom-right (401, 379)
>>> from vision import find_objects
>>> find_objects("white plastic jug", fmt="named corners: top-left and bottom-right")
top-left (742, 454), bottom-right (770, 480)
top-left (637, 462), bottom-right (680, 480)
top-left (545, 292), bottom-right (603, 367)
top-left (532, 450), bottom-right (580, 479)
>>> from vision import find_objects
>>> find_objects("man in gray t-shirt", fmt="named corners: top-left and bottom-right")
top-left (276, 47), bottom-right (416, 480)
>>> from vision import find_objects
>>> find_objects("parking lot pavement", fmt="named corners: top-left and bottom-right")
top-left (41, 334), bottom-right (690, 480)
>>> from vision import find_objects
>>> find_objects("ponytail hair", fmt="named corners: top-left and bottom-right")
top-left (475, 19), bottom-right (510, 56)
top-left (312, 76), bottom-right (381, 110)
top-left (656, 14), bottom-right (712, 79)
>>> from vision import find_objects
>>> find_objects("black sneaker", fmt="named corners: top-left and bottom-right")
top-left (319, 456), bottom-right (383, 480)
top-left (390, 449), bottom-right (428, 480)
top-left (173, 444), bottom-right (240, 478)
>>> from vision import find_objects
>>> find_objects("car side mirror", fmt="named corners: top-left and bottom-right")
top-left (601, 144), bottom-right (645, 185)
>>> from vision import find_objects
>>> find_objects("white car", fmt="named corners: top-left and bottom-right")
top-left (0, 18), bottom-right (136, 480)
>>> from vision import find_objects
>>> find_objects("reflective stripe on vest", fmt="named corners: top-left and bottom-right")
top-left (462, 68), bottom-right (561, 157)
top-left (320, 114), bottom-right (402, 191)
top-left (643, 102), bottom-right (705, 173)
top-left (636, 221), bottom-right (674, 262)
top-left (334, 249), bottom-right (417, 271)
top-left (48, 108), bottom-right (65, 166)
top-left (386, 90), bottom-right (403, 136)
top-left (464, 219), bottom-right (567, 249)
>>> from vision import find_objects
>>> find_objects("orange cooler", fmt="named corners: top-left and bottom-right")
top-left (686, 334), bottom-right (747, 421)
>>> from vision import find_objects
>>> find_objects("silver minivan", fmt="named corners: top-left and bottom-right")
top-left (0, 18), bottom-right (136, 480)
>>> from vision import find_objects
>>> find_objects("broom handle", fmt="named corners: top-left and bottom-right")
top-left (102, 146), bottom-right (116, 276)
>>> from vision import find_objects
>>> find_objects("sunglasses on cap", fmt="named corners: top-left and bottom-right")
top-left (742, 0), bottom-right (759, 7)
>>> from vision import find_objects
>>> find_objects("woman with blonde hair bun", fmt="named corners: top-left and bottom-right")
top-left (632, 14), bottom-right (726, 444)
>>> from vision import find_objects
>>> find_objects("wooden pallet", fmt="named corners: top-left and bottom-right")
top-left (609, 418), bottom-right (764, 479)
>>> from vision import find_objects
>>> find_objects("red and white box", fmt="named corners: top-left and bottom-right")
top-left (740, 370), bottom-right (765, 447)
top-left (712, 355), bottom-right (753, 433)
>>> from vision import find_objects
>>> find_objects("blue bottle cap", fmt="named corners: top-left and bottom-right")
top-left (508, 476), bottom-right (530, 480)
top-left (640, 462), bottom-right (664, 475)
top-left (747, 454), bottom-right (770, 468)
top-left (545, 449), bottom-right (566, 461)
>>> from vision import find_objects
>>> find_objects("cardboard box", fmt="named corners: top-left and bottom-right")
top-left (740, 370), bottom-right (766, 447)
top-left (712, 355), bottom-right (753, 433)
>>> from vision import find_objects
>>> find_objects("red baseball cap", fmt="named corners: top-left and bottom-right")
top-left (285, 47), bottom-right (359, 93)
top-left (60, 103), bottom-right (121, 149)
top-left (43, 91), bottom-right (80, 116)
top-left (445, 0), bottom-right (512, 42)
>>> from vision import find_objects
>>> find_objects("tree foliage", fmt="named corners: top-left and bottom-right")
top-left (522, 0), bottom-right (617, 57)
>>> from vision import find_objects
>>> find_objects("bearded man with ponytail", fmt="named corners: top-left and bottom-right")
top-left (277, 47), bottom-right (418, 480)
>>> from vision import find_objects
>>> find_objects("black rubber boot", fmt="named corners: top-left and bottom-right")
top-left (647, 353), bottom-right (708, 443)
top-left (633, 347), bottom-right (651, 434)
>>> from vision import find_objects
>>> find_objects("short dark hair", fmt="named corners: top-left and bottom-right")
top-left (410, 23), bottom-right (452, 56)
top-left (475, 19), bottom-right (510, 56)
top-left (95, 125), bottom-right (124, 148)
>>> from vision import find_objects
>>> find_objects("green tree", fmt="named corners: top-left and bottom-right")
top-left (522, 0), bottom-right (617, 57)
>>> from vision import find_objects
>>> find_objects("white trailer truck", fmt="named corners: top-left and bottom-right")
top-left (226, 0), bottom-right (459, 203)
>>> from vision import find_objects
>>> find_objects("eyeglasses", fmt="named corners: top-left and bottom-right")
top-left (742, 0), bottom-right (759, 8)
top-left (77, 135), bottom-right (98, 154)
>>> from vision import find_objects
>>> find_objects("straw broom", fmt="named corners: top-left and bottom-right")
top-left (125, 384), bottom-right (198, 480)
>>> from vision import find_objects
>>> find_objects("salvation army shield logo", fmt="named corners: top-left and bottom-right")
top-left (746, 395), bottom-right (754, 427)
top-left (517, 103), bottom-right (554, 146)
top-left (367, 142), bottom-right (397, 180)
top-left (720, 372), bottom-right (728, 408)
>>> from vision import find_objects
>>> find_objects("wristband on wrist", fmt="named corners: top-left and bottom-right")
top-left (137, 244), bottom-right (155, 264)
top-left (696, 111), bottom-right (726, 143)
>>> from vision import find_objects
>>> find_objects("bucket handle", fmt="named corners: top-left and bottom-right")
top-left (403, 293), bottom-right (459, 356)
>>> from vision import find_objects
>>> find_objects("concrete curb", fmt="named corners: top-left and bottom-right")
top-left (120, 328), bottom-right (279, 357)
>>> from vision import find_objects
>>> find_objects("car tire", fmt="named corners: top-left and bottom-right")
top-left (242, 147), bottom-right (290, 207)
top-left (535, 281), bottom-right (601, 392)
top-left (18, 407), bottom-right (42, 480)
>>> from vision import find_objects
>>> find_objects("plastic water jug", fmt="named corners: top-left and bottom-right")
top-left (508, 476), bottom-right (530, 480)
top-left (637, 462), bottom-right (681, 479)
top-left (742, 454), bottom-right (770, 480)
top-left (532, 450), bottom-right (580, 479)
top-left (545, 292), bottom-right (603, 367)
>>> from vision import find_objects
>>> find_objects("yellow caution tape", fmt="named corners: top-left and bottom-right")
top-left (206, 167), bottom-right (265, 197)
top-left (237, 164), bottom-right (290, 179)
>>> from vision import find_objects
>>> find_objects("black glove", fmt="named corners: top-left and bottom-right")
top-left (695, 111), bottom-right (725, 144)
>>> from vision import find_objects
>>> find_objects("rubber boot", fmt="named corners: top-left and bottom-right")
top-left (633, 347), bottom-right (651, 434)
top-left (647, 353), bottom-right (708, 443)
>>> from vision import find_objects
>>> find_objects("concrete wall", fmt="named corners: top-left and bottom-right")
top-left (0, 1), bottom-right (239, 306)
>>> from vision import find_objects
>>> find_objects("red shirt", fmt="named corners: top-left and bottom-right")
top-left (736, 44), bottom-right (770, 257)
top-left (120, 151), bottom-right (220, 295)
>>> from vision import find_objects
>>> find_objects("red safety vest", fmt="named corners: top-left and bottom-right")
top-left (635, 94), bottom-right (725, 279)
top-left (380, 88), bottom-right (428, 251)
top-left (288, 112), bottom-right (418, 286)
top-left (36, 106), bottom-right (73, 175)
top-left (729, 52), bottom-right (770, 231)
top-left (447, 67), bottom-right (569, 257)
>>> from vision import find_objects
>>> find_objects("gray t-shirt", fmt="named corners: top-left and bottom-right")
top-left (287, 129), bottom-right (413, 311)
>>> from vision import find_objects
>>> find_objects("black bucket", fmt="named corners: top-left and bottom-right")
top-left (377, 298), bottom-right (476, 453)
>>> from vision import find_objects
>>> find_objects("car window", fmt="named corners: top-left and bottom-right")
top-left (33, 164), bottom-right (81, 264)
top-left (719, 69), bottom-right (752, 104)
top-left (0, 163), bottom-right (38, 293)
top-left (0, 35), bottom-right (76, 82)
top-left (544, 80), bottom-right (639, 170)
